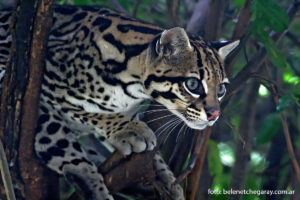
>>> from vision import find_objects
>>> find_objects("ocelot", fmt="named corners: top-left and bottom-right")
top-left (0, 5), bottom-right (238, 200)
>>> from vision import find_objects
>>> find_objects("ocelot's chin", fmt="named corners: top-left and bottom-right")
top-left (183, 118), bottom-right (218, 130)
top-left (183, 119), bottom-right (209, 130)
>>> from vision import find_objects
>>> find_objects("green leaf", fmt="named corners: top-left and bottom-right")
top-left (251, 0), bottom-right (289, 68)
top-left (234, 0), bottom-right (245, 7)
top-left (251, 0), bottom-right (289, 32)
top-left (207, 140), bottom-right (223, 187)
top-left (252, 23), bottom-right (288, 68)
top-left (74, 0), bottom-right (91, 5)
top-left (256, 113), bottom-right (281, 145)
top-left (276, 95), bottom-right (293, 111)
top-left (264, 38), bottom-right (289, 68)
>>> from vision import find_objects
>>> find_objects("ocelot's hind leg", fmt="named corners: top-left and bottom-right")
top-left (154, 154), bottom-right (185, 200)
top-left (34, 107), bottom-right (114, 200)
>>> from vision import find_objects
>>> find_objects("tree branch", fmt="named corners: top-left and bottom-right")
top-left (204, 0), bottom-right (228, 40)
top-left (229, 80), bottom-right (259, 200)
top-left (19, 1), bottom-right (58, 199)
top-left (109, 0), bottom-right (128, 15)
top-left (269, 85), bottom-right (300, 182)
top-left (186, 0), bottom-right (209, 35)
top-left (186, 128), bottom-right (212, 200)
top-left (131, 0), bottom-right (142, 18)
top-left (225, 0), bottom-right (253, 77)
top-left (0, 0), bottom-right (58, 199)
top-left (286, 31), bottom-right (300, 48)
top-left (167, 0), bottom-right (181, 27)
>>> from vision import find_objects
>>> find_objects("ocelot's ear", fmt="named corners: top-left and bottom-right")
top-left (211, 40), bottom-right (239, 60)
top-left (156, 27), bottom-right (193, 58)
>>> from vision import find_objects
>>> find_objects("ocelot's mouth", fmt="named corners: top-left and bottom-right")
top-left (180, 114), bottom-right (219, 130)
top-left (184, 118), bottom-right (209, 130)
top-left (166, 108), bottom-right (218, 130)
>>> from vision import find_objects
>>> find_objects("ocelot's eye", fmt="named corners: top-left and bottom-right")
top-left (184, 78), bottom-right (204, 98)
top-left (186, 78), bottom-right (199, 91)
top-left (217, 83), bottom-right (226, 98)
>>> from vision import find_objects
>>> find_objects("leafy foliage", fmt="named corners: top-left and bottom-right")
top-left (251, 0), bottom-right (289, 68)
top-left (208, 140), bottom-right (223, 187)
top-left (256, 113), bottom-right (281, 145)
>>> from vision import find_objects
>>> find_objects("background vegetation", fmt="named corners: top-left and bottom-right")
top-left (0, 0), bottom-right (299, 200)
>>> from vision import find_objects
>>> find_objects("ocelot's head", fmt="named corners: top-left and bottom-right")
top-left (142, 27), bottom-right (239, 130)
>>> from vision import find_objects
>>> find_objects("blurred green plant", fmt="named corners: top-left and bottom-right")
top-left (251, 0), bottom-right (289, 68)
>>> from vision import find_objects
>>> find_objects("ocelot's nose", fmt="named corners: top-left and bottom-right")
top-left (206, 107), bottom-right (220, 121)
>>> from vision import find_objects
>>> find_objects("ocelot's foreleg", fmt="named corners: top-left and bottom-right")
top-left (78, 113), bottom-right (184, 199)
top-left (34, 107), bottom-right (113, 200)
top-left (75, 113), bottom-right (157, 156)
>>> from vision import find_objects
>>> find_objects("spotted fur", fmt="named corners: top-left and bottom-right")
top-left (0, 5), bottom-right (238, 200)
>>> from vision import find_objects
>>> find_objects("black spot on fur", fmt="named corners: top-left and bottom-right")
top-left (104, 95), bottom-right (110, 101)
top-left (47, 147), bottom-right (65, 157)
top-left (73, 142), bottom-right (82, 152)
top-left (92, 16), bottom-right (112, 32)
top-left (35, 124), bottom-right (42, 133)
top-left (70, 159), bottom-right (82, 165)
top-left (55, 6), bottom-right (77, 15)
top-left (38, 114), bottom-right (50, 124)
top-left (72, 12), bottom-right (88, 22)
top-left (40, 105), bottom-right (49, 113)
top-left (119, 121), bottom-right (129, 126)
top-left (39, 137), bottom-right (51, 144)
top-left (88, 150), bottom-right (97, 155)
top-left (98, 87), bottom-right (104, 93)
top-left (39, 152), bottom-right (52, 163)
top-left (63, 127), bottom-right (71, 134)
top-left (117, 24), bottom-right (161, 35)
top-left (56, 139), bottom-right (69, 148)
top-left (47, 122), bottom-right (61, 135)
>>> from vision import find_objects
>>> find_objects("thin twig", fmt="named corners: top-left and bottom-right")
top-left (286, 31), bottom-right (300, 48)
top-left (221, 115), bottom-right (246, 149)
top-left (250, 73), bottom-right (278, 85)
top-left (174, 153), bottom-right (198, 184)
top-left (186, 128), bottom-right (212, 200)
top-left (0, 140), bottom-right (16, 200)
top-left (131, 0), bottom-right (142, 17)
top-left (269, 85), bottom-right (300, 182)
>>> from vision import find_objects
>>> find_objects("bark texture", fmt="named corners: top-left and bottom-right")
top-left (0, 0), bottom-right (57, 199)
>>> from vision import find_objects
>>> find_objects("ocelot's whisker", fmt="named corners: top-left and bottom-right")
top-left (163, 121), bottom-right (184, 145)
top-left (156, 118), bottom-right (181, 138)
top-left (155, 118), bottom-right (179, 136)
top-left (176, 124), bottom-right (187, 143)
top-left (146, 113), bottom-right (176, 124)
top-left (183, 126), bottom-right (191, 138)
top-left (137, 108), bottom-right (182, 115)
top-left (154, 118), bottom-right (177, 136)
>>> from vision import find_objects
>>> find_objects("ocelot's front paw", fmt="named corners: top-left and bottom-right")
top-left (109, 121), bottom-right (157, 155)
